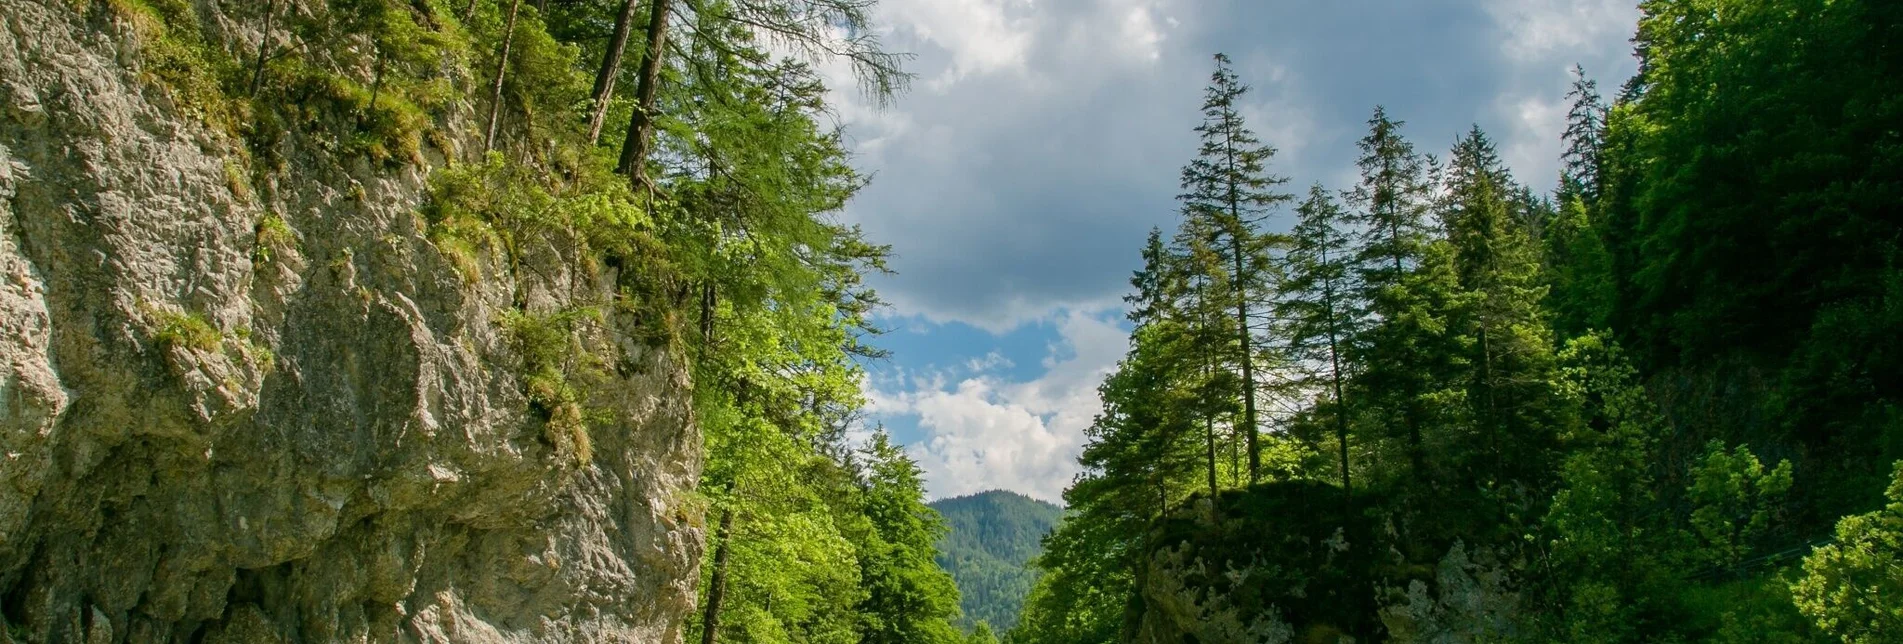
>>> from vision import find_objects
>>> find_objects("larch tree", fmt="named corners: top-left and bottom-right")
top-left (585, 0), bottom-right (643, 143)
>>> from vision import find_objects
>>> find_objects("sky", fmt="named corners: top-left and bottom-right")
top-left (817, 0), bottom-right (1643, 503)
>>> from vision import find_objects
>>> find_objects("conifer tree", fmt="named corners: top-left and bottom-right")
top-left (1276, 184), bottom-right (1363, 498)
top-left (1440, 127), bottom-right (1558, 487)
top-left (1559, 65), bottom-right (1607, 204)
top-left (1177, 53), bottom-right (1292, 485)
top-left (585, 0), bottom-right (643, 143)
top-left (1345, 107), bottom-right (1456, 486)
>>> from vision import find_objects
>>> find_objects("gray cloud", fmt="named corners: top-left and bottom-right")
top-left (828, 0), bottom-right (1640, 332)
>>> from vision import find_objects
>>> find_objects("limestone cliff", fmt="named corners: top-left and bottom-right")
top-left (0, 1), bottom-right (703, 641)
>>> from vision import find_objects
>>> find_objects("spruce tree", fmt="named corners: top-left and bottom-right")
top-left (1559, 65), bottom-right (1607, 204)
top-left (1276, 184), bottom-right (1363, 499)
top-left (1345, 107), bottom-right (1455, 486)
top-left (1176, 53), bottom-right (1292, 485)
top-left (1440, 127), bottom-right (1558, 487)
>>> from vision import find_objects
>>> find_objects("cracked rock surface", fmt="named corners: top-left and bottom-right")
top-left (0, 2), bottom-right (702, 641)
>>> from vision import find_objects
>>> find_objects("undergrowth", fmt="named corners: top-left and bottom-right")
top-left (152, 308), bottom-right (222, 353)
top-left (500, 307), bottom-right (606, 467)
top-left (253, 212), bottom-right (296, 264)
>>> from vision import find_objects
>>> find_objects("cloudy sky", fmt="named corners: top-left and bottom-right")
top-left (820, 0), bottom-right (1642, 503)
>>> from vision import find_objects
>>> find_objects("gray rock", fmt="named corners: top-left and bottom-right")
top-left (0, 2), bottom-right (702, 641)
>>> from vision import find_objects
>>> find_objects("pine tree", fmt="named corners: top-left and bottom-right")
top-left (1559, 65), bottom-right (1607, 203)
top-left (1176, 53), bottom-right (1293, 485)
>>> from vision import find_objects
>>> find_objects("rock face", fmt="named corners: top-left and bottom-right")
top-left (0, 2), bottom-right (703, 642)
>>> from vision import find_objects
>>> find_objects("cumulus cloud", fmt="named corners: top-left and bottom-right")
top-left (867, 309), bottom-right (1127, 502)
top-left (822, 1), bottom-right (1646, 333)
top-left (1482, 0), bottom-right (1641, 188)
top-left (1485, 0), bottom-right (1640, 61)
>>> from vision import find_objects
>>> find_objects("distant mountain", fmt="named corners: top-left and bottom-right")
top-left (930, 490), bottom-right (1065, 633)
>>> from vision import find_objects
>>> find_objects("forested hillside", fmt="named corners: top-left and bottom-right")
top-left (1012, 1), bottom-right (1903, 642)
top-left (931, 491), bottom-right (1064, 634)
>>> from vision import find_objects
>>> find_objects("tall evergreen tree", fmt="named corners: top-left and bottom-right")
top-left (1344, 107), bottom-right (1457, 486)
top-left (1440, 126), bottom-right (1559, 488)
top-left (1276, 185), bottom-right (1363, 499)
top-left (1559, 64), bottom-right (1607, 203)
top-left (1176, 53), bottom-right (1293, 485)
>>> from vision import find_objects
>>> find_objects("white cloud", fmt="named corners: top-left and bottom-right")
top-left (877, 0), bottom-right (1037, 89)
top-left (1497, 92), bottom-right (1569, 187)
top-left (965, 350), bottom-right (1015, 374)
top-left (1482, 0), bottom-right (1640, 193)
top-left (868, 308), bottom-right (1127, 502)
top-left (1485, 0), bottom-right (1639, 61)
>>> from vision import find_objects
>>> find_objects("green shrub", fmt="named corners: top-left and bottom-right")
top-left (253, 213), bottom-right (296, 264)
top-left (500, 307), bottom-right (604, 467)
top-left (152, 309), bottom-right (221, 353)
top-left (1791, 462), bottom-right (1903, 643)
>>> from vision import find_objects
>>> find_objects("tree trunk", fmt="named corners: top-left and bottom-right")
top-left (250, 0), bottom-right (279, 96)
top-left (1221, 126), bottom-right (1260, 485)
top-left (484, 0), bottom-right (524, 153)
top-left (616, 0), bottom-right (674, 185)
top-left (586, 0), bottom-right (642, 144)
top-left (1231, 233), bottom-right (1259, 485)
top-left (1196, 279), bottom-right (1220, 499)
top-left (699, 508), bottom-right (735, 644)
top-left (1323, 256), bottom-right (1351, 503)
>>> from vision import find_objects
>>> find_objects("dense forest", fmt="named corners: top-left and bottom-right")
top-left (931, 491), bottom-right (1065, 636)
top-left (1011, 0), bottom-right (1902, 642)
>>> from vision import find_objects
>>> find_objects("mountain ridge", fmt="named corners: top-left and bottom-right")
top-left (930, 489), bottom-right (1063, 633)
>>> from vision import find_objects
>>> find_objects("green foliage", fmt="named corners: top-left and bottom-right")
top-left (1018, 3), bottom-right (1903, 638)
top-left (152, 309), bottom-right (222, 353)
top-left (853, 434), bottom-right (964, 644)
top-left (966, 622), bottom-right (999, 644)
top-left (499, 307), bottom-right (604, 466)
top-left (1540, 333), bottom-right (1680, 640)
top-left (1791, 462), bottom-right (1903, 643)
top-left (1689, 442), bottom-right (1795, 567)
top-left (232, 327), bottom-right (277, 375)
top-left (930, 491), bottom-right (1063, 633)
top-left (253, 213), bottom-right (296, 264)
top-left (102, 0), bottom-right (243, 130)
top-left (1147, 482), bottom-right (1376, 640)
top-left (423, 152), bottom-right (661, 288)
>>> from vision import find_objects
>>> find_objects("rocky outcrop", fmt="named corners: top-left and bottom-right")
top-left (1129, 485), bottom-right (1528, 644)
top-left (1130, 483), bottom-right (1375, 644)
top-left (0, 1), bottom-right (702, 641)
top-left (1375, 540), bottom-right (1523, 643)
